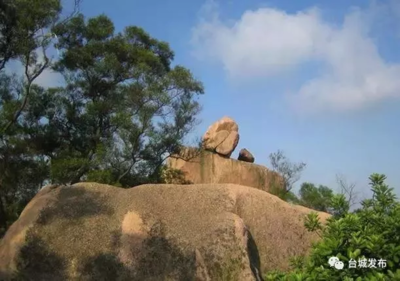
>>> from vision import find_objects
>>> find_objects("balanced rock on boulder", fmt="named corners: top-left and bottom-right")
top-left (202, 116), bottom-right (239, 157)
top-left (238, 148), bottom-right (255, 163)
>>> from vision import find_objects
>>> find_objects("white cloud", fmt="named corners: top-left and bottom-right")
top-left (191, 1), bottom-right (400, 112)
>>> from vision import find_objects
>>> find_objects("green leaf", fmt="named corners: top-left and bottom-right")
top-left (266, 174), bottom-right (400, 280)
top-left (353, 249), bottom-right (361, 258)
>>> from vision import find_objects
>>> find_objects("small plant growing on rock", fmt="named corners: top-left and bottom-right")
top-left (160, 166), bottom-right (193, 184)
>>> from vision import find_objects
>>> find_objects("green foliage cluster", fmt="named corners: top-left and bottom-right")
top-left (160, 166), bottom-right (192, 185)
top-left (297, 182), bottom-right (336, 213)
top-left (0, 0), bottom-right (203, 236)
top-left (265, 174), bottom-right (400, 281)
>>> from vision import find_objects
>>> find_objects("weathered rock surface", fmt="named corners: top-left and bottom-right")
top-left (238, 148), bottom-right (255, 163)
top-left (202, 116), bottom-right (239, 157)
top-left (168, 147), bottom-right (280, 192)
top-left (0, 183), bottom-right (329, 280)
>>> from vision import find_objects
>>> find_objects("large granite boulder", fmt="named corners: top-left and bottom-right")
top-left (202, 116), bottom-right (239, 158)
top-left (0, 183), bottom-right (329, 280)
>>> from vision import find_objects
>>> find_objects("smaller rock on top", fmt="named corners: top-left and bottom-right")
top-left (202, 116), bottom-right (239, 157)
top-left (238, 148), bottom-right (255, 163)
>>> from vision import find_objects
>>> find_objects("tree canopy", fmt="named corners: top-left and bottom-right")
top-left (298, 182), bottom-right (334, 213)
top-left (0, 0), bottom-right (203, 237)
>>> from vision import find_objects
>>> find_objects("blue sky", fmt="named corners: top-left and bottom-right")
top-left (57, 0), bottom-right (400, 199)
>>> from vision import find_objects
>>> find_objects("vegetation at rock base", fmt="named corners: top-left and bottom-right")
top-left (265, 173), bottom-right (400, 281)
top-left (0, 0), bottom-right (203, 237)
top-left (266, 152), bottom-right (400, 280)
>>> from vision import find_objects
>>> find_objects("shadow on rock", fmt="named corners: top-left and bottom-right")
top-left (37, 187), bottom-right (114, 225)
top-left (8, 221), bottom-right (198, 281)
top-left (80, 253), bottom-right (130, 281)
top-left (132, 221), bottom-right (197, 281)
top-left (12, 231), bottom-right (68, 281)
top-left (247, 231), bottom-right (263, 281)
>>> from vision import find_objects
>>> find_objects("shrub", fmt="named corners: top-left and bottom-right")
top-left (160, 166), bottom-right (192, 185)
top-left (265, 173), bottom-right (400, 281)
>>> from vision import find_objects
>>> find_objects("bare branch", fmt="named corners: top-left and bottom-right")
top-left (1, 40), bottom-right (50, 134)
top-left (53, 0), bottom-right (82, 28)
top-left (336, 174), bottom-right (359, 208)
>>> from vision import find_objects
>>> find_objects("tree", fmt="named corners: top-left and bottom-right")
top-left (48, 14), bottom-right (203, 186)
top-left (0, 5), bottom-right (204, 236)
top-left (298, 183), bottom-right (334, 213)
top-left (269, 150), bottom-right (306, 199)
top-left (0, 0), bottom-right (66, 238)
top-left (0, 0), bottom-right (59, 71)
top-left (265, 174), bottom-right (400, 280)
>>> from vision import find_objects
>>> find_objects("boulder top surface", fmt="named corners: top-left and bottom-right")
top-left (0, 182), bottom-right (329, 280)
